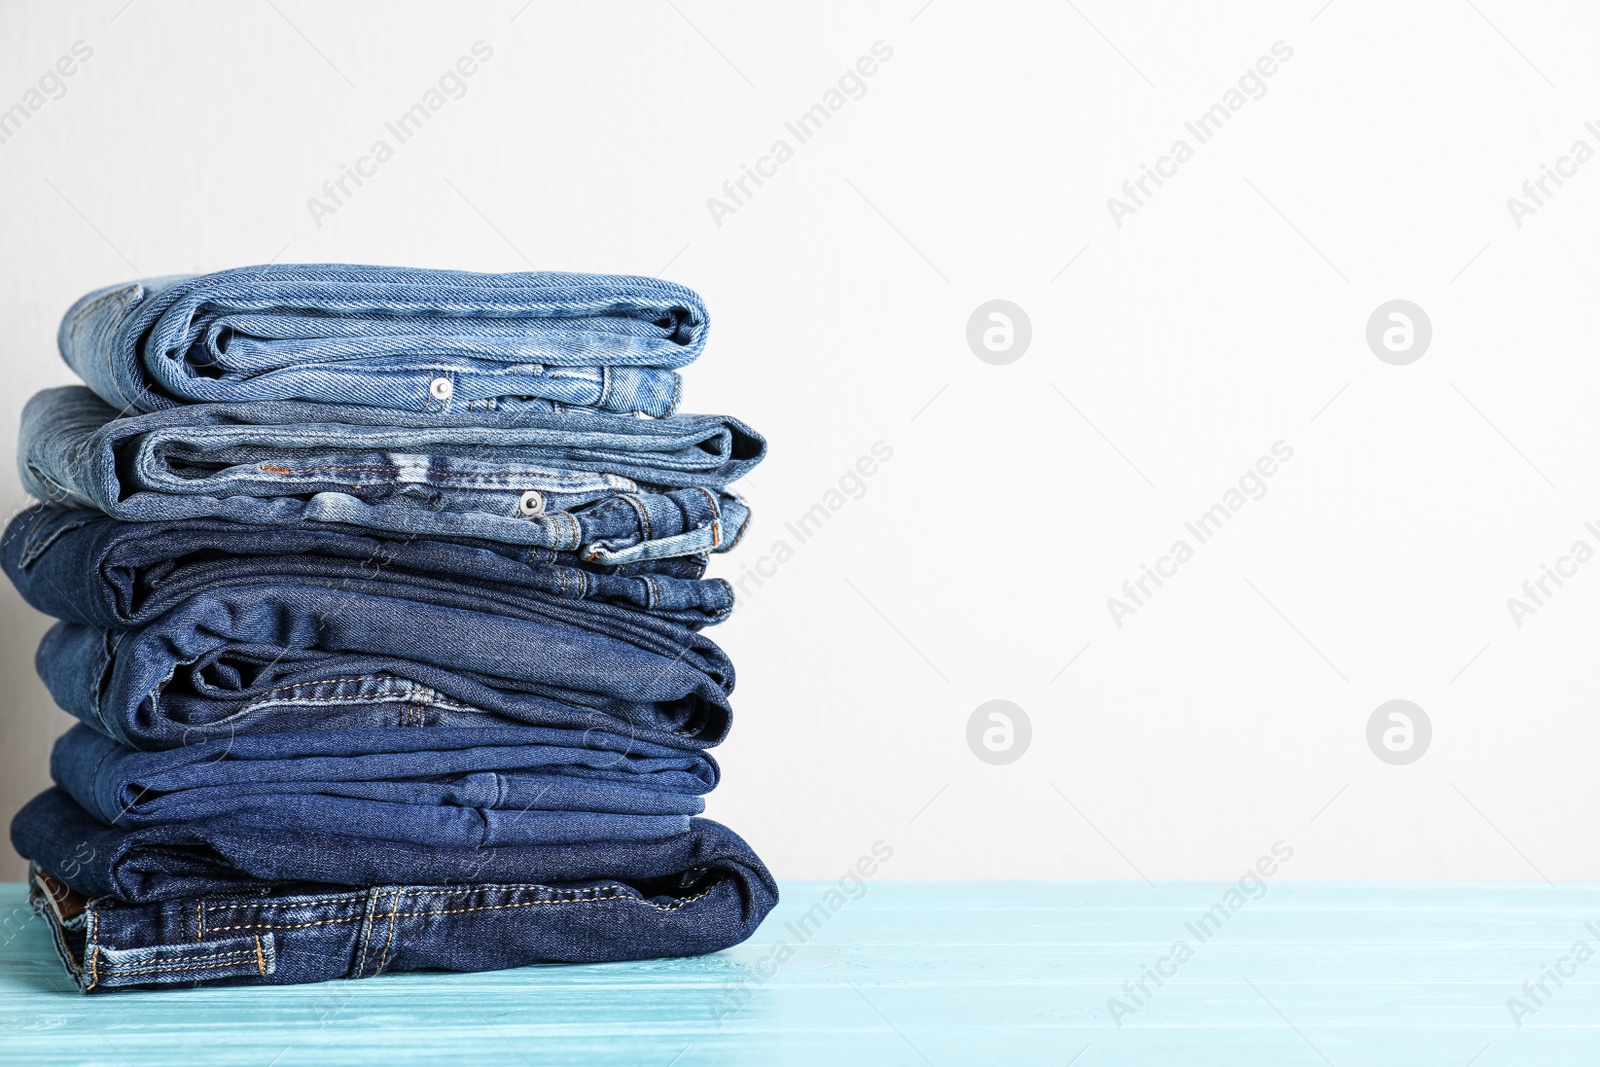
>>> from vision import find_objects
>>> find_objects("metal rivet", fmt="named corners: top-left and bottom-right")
top-left (429, 377), bottom-right (453, 400)
top-left (518, 490), bottom-right (544, 517)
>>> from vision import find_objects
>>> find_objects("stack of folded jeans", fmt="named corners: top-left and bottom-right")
top-left (5, 266), bottom-right (777, 991)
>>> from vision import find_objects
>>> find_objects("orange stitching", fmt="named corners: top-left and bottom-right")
top-left (87, 910), bottom-right (99, 990)
top-left (375, 887), bottom-right (403, 975)
top-left (254, 935), bottom-right (267, 973)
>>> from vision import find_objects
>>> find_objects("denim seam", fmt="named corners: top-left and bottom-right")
top-left (698, 488), bottom-right (738, 551)
top-left (66, 284), bottom-right (135, 344)
top-left (25, 463), bottom-right (78, 505)
top-left (249, 674), bottom-right (427, 698)
top-left (371, 887), bottom-right (716, 918)
top-left (374, 887), bottom-right (404, 975)
top-left (200, 883), bottom-right (717, 934)
top-left (104, 953), bottom-right (264, 977)
top-left (558, 511), bottom-right (582, 551)
top-left (19, 513), bottom-right (100, 567)
top-left (353, 888), bottom-right (383, 976)
top-left (140, 650), bottom-right (183, 743)
top-left (202, 880), bottom-right (621, 916)
top-left (253, 463), bottom-right (630, 488)
top-left (229, 691), bottom-right (458, 716)
top-left (614, 494), bottom-right (652, 543)
top-left (87, 910), bottom-right (99, 990)
top-left (40, 887), bottom-right (86, 980)
top-left (109, 947), bottom-right (262, 969)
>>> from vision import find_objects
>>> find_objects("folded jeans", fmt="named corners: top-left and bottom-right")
top-left (15, 787), bottom-right (776, 910)
top-left (39, 581), bottom-right (734, 751)
top-left (28, 831), bottom-right (775, 991)
top-left (58, 265), bottom-right (710, 417)
top-left (51, 725), bottom-right (717, 847)
top-left (2, 504), bottom-right (732, 630)
top-left (20, 386), bottom-right (760, 559)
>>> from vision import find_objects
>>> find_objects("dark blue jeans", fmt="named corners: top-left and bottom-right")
top-left (15, 787), bottom-right (775, 912)
top-left (2, 504), bottom-right (732, 630)
top-left (52, 724), bottom-right (718, 847)
top-left (29, 819), bottom-right (776, 991)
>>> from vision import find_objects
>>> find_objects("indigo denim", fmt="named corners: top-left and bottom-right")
top-left (2, 504), bottom-right (733, 630)
top-left (20, 386), bottom-right (760, 560)
top-left (60, 265), bottom-right (710, 417)
top-left (51, 725), bottom-right (716, 847)
top-left (38, 581), bottom-right (735, 750)
top-left (27, 828), bottom-right (775, 992)
top-left (16, 788), bottom-right (776, 912)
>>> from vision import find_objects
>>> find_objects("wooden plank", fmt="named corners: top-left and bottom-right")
top-left (1, 881), bottom-right (1598, 1065)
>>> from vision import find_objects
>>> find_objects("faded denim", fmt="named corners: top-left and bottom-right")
top-left (59, 265), bottom-right (709, 417)
top-left (20, 386), bottom-right (760, 561)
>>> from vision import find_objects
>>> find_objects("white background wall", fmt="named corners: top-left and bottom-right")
top-left (1, 0), bottom-right (1597, 883)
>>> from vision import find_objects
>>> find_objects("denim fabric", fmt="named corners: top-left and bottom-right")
top-left (51, 725), bottom-right (716, 847)
top-left (20, 386), bottom-right (760, 560)
top-left (15, 788), bottom-right (777, 915)
top-left (59, 265), bottom-right (710, 417)
top-left (39, 581), bottom-right (735, 751)
top-left (29, 833), bottom-right (775, 992)
top-left (2, 504), bottom-right (733, 630)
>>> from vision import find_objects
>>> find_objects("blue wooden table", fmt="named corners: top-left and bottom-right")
top-left (2, 881), bottom-right (1597, 1065)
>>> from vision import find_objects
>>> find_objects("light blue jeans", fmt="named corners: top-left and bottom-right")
top-left (59, 264), bottom-right (708, 416)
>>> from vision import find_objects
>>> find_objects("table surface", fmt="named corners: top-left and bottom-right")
top-left (2, 880), bottom-right (1598, 1065)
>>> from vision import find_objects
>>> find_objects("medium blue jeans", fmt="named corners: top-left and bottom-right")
top-left (2, 504), bottom-right (733, 630)
top-left (51, 724), bottom-right (717, 847)
top-left (20, 386), bottom-right (759, 560)
top-left (37, 579), bottom-right (735, 750)
top-left (59, 265), bottom-right (709, 416)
